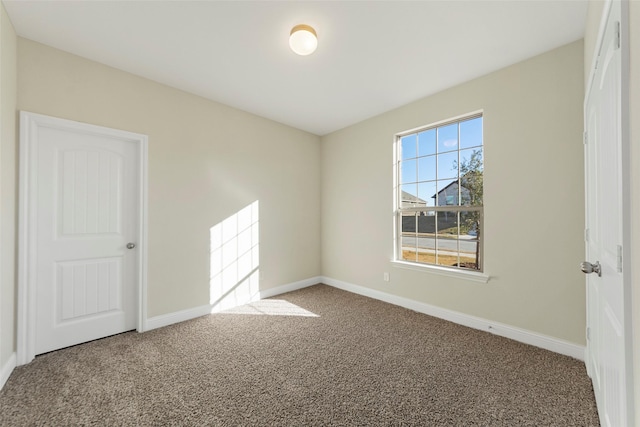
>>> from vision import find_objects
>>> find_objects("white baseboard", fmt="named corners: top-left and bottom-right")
top-left (321, 276), bottom-right (585, 361)
top-left (259, 276), bottom-right (321, 299)
top-left (145, 304), bottom-right (212, 331)
top-left (145, 276), bottom-right (321, 331)
top-left (1, 352), bottom-right (16, 391)
top-left (143, 276), bottom-right (584, 361)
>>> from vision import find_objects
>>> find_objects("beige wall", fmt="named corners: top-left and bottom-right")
top-left (17, 39), bottom-right (321, 318)
top-left (321, 41), bottom-right (585, 344)
top-left (0, 3), bottom-right (17, 372)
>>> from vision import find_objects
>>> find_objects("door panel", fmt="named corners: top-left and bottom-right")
top-left (33, 123), bottom-right (139, 355)
top-left (58, 148), bottom-right (124, 236)
top-left (57, 258), bottom-right (121, 322)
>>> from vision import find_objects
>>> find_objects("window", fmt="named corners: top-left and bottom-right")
top-left (395, 114), bottom-right (483, 271)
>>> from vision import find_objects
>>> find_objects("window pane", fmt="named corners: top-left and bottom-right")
top-left (459, 149), bottom-right (483, 207)
top-left (458, 247), bottom-right (479, 270)
top-left (436, 179), bottom-right (457, 206)
top-left (437, 123), bottom-right (458, 153)
top-left (401, 212), bottom-right (417, 234)
top-left (400, 212), bottom-right (417, 262)
top-left (437, 151), bottom-right (458, 180)
top-left (460, 117), bottom-right (483, 149)
top-left (400, 159), bottom-right (417, 184)
top-left (459, 210), bottom-right (480, 270)
top-left (459, 148), bottom-right (483, 171)
top-left (416, 210), bottom-right (435, 234)
top-left (436, 210), bottom-right (458, 235)
top-left (459, 172), bottom-right (483, 206)
top-left (436, 210), bottom-right (459, 267)
top-left (417, 156), bottom-right (436, 182)
top-left (417, 181), bottom-right (437, 207)
top-left (418, 129), bottom-right (436, 156)
top-left (400, 184), bottom-right (418, 208)
top-left (401, 134), bottom-right (417, 160)
top-left (460, 210), bottom-right (480, 237)
top-left (416, 211), bottom-right (436, 264)
top-left (436, 238), bottom-right (460, 267)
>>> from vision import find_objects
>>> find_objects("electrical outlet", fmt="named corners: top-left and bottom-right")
top-left (383, 272), bottom-right (390, 282)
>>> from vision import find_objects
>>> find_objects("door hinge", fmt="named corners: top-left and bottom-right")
top-left (615, 21), bottom-right (621, 50)
top-left (585, 228), bottom-right (589, 242)
top-left (617, 245), bottom-right (623, 272)
top-left (587, 327), bottom-right (591, 341)
top-left (583, 131), bottom-right (588, 145)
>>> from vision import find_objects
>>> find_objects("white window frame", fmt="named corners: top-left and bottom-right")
top-left (393, 112), bottom-right (488, 282)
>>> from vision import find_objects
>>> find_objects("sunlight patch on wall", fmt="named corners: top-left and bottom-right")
top-left (210, 201), bottom-right (260, 312)
top-left (220, 299), bottom-right (319, 317)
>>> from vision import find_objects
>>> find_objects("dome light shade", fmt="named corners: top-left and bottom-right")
top-left (289, 24), bottom-right (317, 56)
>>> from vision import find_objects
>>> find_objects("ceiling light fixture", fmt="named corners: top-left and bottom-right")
top-left (289, 24), bottom-right (317, 56)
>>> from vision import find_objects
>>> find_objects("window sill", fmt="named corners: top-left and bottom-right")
top-left (391, 260), bottom-right (490, 283)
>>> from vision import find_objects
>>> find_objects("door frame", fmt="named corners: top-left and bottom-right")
top-left (16, 111), bottom-right (149, 366)
top-left (583, 0), bottom-right (635, 423)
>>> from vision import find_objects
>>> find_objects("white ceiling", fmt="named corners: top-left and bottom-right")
top-left (3, 0), bottom-right (587, 136)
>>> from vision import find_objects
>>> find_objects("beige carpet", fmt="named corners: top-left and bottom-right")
top-left (0, 284), bottom-right (599, 426)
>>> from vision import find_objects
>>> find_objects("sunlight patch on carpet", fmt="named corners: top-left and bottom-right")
top-left (220, 299), bottom-right (319, 317)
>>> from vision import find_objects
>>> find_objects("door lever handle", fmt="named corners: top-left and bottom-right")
top-left (581, 261), bottom-right (601, 277)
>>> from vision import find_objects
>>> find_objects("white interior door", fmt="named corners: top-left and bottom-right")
top-left (584, 1), bottom-right (631, 425)
top-left (19, 112), bottom-right (147, 360)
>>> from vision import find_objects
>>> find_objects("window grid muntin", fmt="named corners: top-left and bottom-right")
top-left (396, 113), bottom-right (483, 271)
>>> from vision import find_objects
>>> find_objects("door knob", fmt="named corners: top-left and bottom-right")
top-left (581, 261), bottom-right (601, 277)
top-left (126, 242), bottom-right (136, 250)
